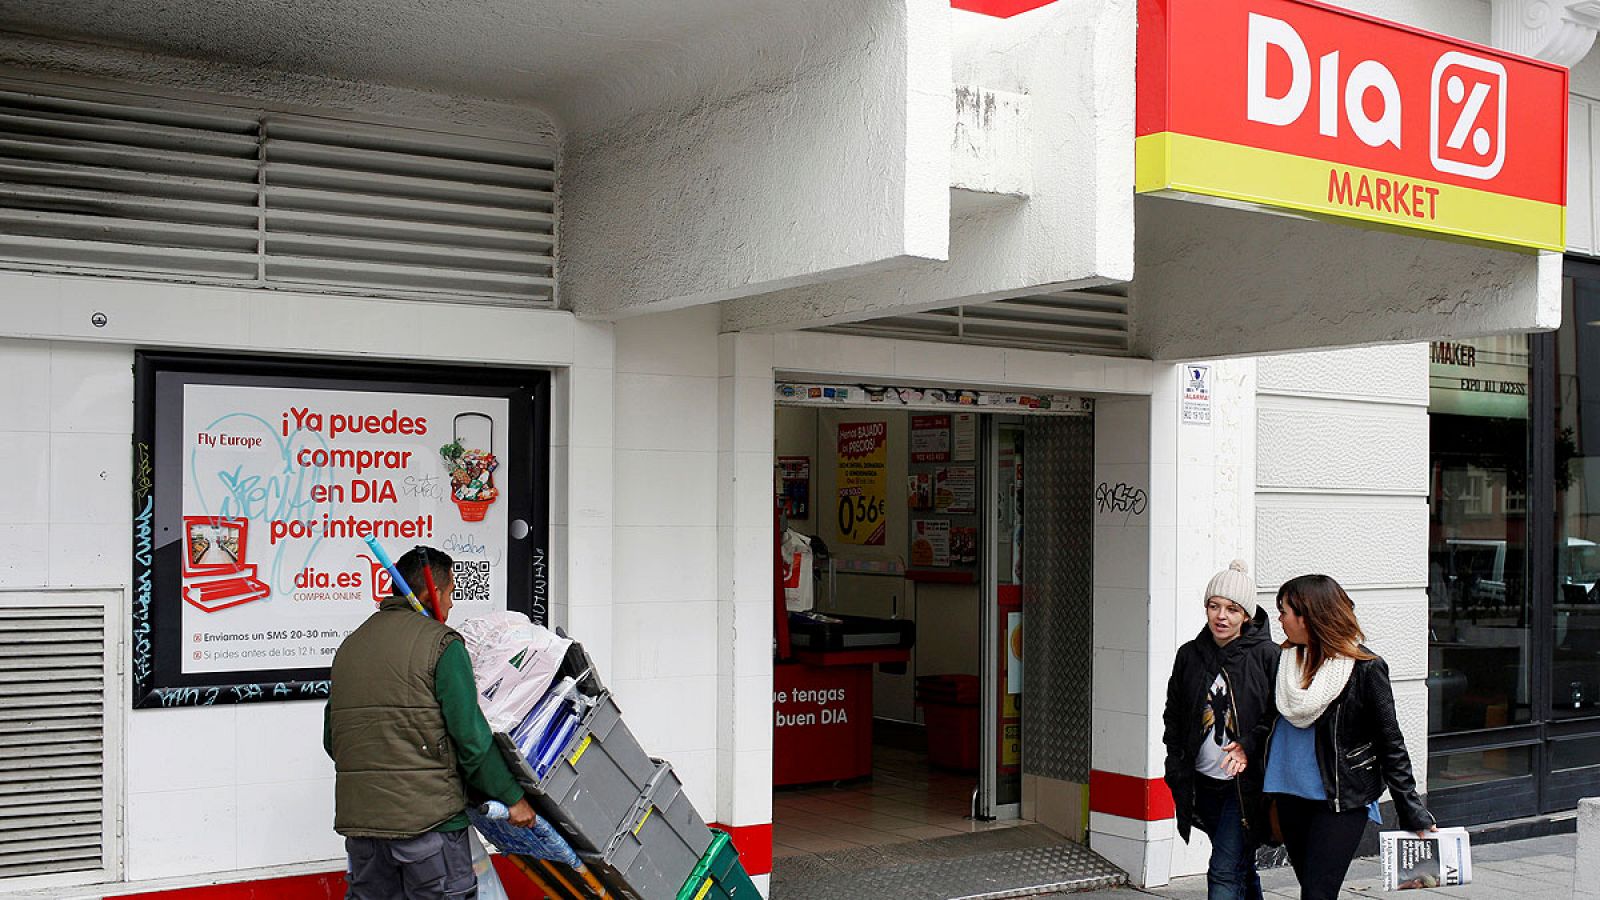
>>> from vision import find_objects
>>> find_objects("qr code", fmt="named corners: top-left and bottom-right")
top-left (452, 560), bottom-right (492, 605)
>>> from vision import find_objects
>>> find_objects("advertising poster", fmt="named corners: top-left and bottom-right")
top-left (133, 355), bottom-right (549, 708)
top-left (178, 384), bottom-right (509, 674)
top-left (910, 414), bottom-right (951, 462)
top-left (836, 422), bottom-right (887, 545)
top-left (777, 455), bottom-right (811, 520)
top-left (953, 413), bottom-right (977, 461)
top-left (910, 519), bottom-right (951, 567)
top-left (936, 466), bottom-right (977, 514)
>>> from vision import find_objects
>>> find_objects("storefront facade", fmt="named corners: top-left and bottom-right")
top-left (0, 0), bottom-right (1594, 897)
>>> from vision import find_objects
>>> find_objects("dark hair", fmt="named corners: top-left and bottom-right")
top-left (1276, 574), bottom-right (1375, 687)
top-left (393, 546), bottom-right (453, 601)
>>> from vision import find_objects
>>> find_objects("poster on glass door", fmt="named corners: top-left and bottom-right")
top-left (177, 384), bottom-right (510, 674)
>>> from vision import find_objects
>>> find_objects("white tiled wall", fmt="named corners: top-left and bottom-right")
top-left (608, 306), bottom-right (726, 819)
top-left (1087, 390), bottom-right (1166, 885)
top-left (719, 331), bottom-right (778, 830)
top-left (0, 272), bottom-right (585, 890)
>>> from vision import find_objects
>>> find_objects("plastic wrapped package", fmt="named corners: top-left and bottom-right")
top-left (457, 611), bottom-right (573, 732)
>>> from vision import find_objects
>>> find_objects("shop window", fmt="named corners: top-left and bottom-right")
top-left (1553, 267), bottom-right (1600, 718)
top-left (1549, 735), bottom-right (1600, 772)
top-left (1427, 335), bottom-right (1533, 733)
top-left (1426, 745), bottom-right (1534, 792)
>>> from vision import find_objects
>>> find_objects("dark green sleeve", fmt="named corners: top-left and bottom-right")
top-left (323, 702), bottom-right (333, 759)
top-left (434, 639), bottom-right (525, 807)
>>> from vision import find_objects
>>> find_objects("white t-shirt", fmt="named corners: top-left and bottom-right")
top-left (1194, 671), bottom-right (1237, 780)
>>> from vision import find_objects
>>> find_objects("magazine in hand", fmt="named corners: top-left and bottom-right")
top-left (1380, 828), bottom-right (1472, 891)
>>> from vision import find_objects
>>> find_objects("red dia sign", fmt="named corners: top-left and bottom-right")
top-left (1137, 0), bottom-right (1567, 250)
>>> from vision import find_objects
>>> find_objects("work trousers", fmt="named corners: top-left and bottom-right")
top-left (345, 829), bottom-right (477, 900)
top-left (1192, 775), bottom-right (1265, 900)
top-left (1272, 794), bottom-right (1370, 900)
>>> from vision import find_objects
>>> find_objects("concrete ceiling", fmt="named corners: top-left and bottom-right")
top-left (0, 0), bottom-right (829, 121)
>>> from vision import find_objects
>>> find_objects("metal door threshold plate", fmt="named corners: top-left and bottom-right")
top-left (770, 825), bottom-right (1127, 899)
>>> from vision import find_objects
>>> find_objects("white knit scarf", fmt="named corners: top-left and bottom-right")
top-left (1276, 646), bottom-right (1354, 728)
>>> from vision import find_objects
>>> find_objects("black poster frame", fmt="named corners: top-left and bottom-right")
top-left (131, 352), bottom-right (550, 708)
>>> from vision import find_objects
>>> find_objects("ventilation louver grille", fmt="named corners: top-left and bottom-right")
top-left (0, 79), bottom-right (557, 305)
top-left (818, 287), bottom-right (1131, 355)
top-left (0, 594), bottom-right (108, 882)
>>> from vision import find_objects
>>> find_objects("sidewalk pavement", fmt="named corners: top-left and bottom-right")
top-left (1063, 832), bottom-right (1578, 899)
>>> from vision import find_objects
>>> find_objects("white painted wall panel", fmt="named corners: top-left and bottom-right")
top-left (1348, 589), bottom-right (1431, 682)
top-left (1254, 347), bottom-right (1430, 795)
top-left (609, 307), bottom-right (725, 818)
top-left (1256, 344), bottom-right (1430, 404)
top-left (1570, 98), bottom-right (1595, 256)
top-left (1256, 498), bottom-right (1429, 590)
top-left (1256, 399), bottom-right (1428, 495)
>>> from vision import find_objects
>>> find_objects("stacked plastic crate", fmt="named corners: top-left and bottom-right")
top-left (468, 634), bottom-right (759, 899)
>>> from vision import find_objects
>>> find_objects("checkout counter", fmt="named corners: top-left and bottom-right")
top-left (773, 530), bottom-right (916, 785)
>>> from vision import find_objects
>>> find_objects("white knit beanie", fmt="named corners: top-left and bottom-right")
top-left (1205, 559), bottom-right (1256, 617)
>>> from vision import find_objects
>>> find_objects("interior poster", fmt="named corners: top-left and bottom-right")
top-left (777, 455), bottom-right (811, 520)
top-left (133, 355), bottom-right (549, 708)
top-left (836, 422), bottom-right (888, 545)
top-left (910, 415), bottom-right (951, 463)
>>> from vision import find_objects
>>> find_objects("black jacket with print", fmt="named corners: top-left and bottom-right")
top-left (1266, 651), bottom-right (1435, 833)
top-left (1161, 607), bottom-right (1281, 843)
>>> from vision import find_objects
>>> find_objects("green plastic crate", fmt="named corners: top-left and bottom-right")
top-left (675, 829), bottom-right (761, 900)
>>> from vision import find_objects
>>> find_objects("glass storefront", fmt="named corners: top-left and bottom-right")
top-left (1554, 268), bottom-right (1600, 719)
top-left (1426, 258), bottom-right (1600, 822)
top-left (1427, 335), bottom-right (1532, 736)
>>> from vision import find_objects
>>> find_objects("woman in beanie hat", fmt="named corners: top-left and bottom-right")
top-left (1162, 560), bottom-right (1280, 900)
top-left (1262, 574), bottom-right (1436, 900)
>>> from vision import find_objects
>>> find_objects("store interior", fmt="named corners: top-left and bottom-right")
top-left (770, 402), bottom-right (1032, 858)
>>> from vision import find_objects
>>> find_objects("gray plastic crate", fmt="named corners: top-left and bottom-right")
top-left (495, 689), bottom-right (658, 853)
top-left (585, 761), bottom-right (714, 900)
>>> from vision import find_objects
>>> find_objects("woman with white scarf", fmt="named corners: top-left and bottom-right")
top-left (1262, 575), bottom-right (1437, 900)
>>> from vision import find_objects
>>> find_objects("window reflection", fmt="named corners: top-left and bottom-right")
top-left (1554, 273), bottom-right (1600, 717)
top-left (1427, 336), bottom-right (1532, 733)
top-left (1427, 746), bottom-right (1533, 792)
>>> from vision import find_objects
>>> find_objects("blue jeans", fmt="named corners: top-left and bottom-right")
top-left (1193, 776), bottom-right (1264, 900)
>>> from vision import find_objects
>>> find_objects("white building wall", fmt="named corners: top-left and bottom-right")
top-left (1253, 345), bottom-right (1433, 792)
top-left (607, 308), bottom-right (725, 818)
top-left (0, 270), bottom-right (587, 891)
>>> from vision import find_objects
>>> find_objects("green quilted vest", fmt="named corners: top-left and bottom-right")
top-left (327, 597), bottom-right (466, 838)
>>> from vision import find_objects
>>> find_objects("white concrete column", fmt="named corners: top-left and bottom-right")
top-left (1088, 368), bottom-right (1178, 887)
top-left (716, 331), bottom-right (777, 893)
top-left (554, 321), bottom-right (617, 670)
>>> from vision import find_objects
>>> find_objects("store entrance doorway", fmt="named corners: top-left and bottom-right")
top-left (769, 391), bottom-right (1095, 863)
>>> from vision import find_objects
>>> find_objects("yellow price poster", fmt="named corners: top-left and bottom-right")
top-left (836, 422), bottom-right (887, 545)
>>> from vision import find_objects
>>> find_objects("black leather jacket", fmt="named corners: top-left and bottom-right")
top-left (1264, 651), bottom-right (1435, 832)
top-left (1161, 608), bottom-right (1281, 843)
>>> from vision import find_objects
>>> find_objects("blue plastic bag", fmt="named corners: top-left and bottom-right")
top-left (468, 810), bottom-right (583, 869)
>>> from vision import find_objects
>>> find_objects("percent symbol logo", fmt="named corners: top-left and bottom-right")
top-left (1430, 51), bottom-right (1507, 180)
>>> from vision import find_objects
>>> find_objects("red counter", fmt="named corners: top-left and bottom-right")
top-left (772, 649), bottom-right (908, 786)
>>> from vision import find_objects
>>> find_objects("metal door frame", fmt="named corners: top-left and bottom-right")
top-left (979, 415), bottom-right (1023, 820)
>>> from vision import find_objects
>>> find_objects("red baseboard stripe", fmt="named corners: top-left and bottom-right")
top-left (121, 828), bottom-right (776, 896)
top-left (1088, 769), bottom-right (1176, 821)
top-left (120, 857), bottom-right (583, 899)
top-left (950, 0), bottom-right (1060, 17)
top-left (122, 872), bottom-right (346, 899)
top-left (711, 821), bottom-right (773, 876)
